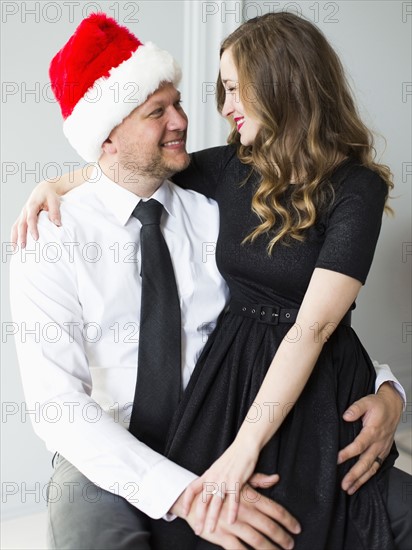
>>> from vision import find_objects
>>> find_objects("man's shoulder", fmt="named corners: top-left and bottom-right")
top-left (61, 180), bottom-right (103, 210)
top-left (35, 181), bottom-right (106, 240)
top-left (165, 181), bottom-right (220, 240)
top-left (60, 181), bottom-right (107, 220)
top-left (167, 180), bottom-right (218, 211)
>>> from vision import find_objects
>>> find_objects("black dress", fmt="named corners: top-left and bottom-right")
top-left (150, 145), bottom-right (397, 549)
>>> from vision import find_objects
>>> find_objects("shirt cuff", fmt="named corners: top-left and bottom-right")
top-left (373, 360), bottom-right (407, 410)
top-left (137, 457), bottom-right (198, 520)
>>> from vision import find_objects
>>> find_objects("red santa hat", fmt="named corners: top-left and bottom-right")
top-left (49, 13), bottom-right (182, 161)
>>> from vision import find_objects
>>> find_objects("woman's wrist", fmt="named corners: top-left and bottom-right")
top-left (39, 178), bottom-right (63, 196)
top-left (236, 421), bottom-right (266, 456)
top-left (49, 167), bottom-right (87, 196)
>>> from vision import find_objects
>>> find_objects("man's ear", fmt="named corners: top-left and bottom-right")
top-left (102, 138), bottom-right (117, 155)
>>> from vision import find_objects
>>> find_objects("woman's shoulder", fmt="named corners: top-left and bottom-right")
top-left (189, 143), bottom-right (240, 173)
top-left (190, 143), bottom-right (238, 161)
top-left (329, 158), bottom-right (388, 198)
top-left (172, 144), bottom-right (241, 198)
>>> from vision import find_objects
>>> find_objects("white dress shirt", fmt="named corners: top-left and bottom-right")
top-left (10, 170), bottom-right (228, 519)
top-left (373, 361), bottom-right (406, 406)
top-left (10, 170), bottom-right (405, 520)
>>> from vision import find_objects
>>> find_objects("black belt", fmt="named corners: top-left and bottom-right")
top-left (228, 300), bottom-right (352, 327)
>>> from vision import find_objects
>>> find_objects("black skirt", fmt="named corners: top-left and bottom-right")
top-left (150, 310), bottom-right (397, 550)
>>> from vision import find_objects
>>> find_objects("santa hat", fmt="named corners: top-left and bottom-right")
top-left (49, 13), bottom-right (182, 162)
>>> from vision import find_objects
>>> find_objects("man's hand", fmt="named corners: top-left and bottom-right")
top-left (338, 383), bottom-right (403, 494)
top-left (171, 476), bottom-right (301, 550)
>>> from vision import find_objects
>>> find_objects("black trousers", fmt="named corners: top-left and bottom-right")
top-left (47, 455), bottom-right (411, 550)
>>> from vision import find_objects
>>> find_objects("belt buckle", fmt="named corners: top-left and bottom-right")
top-left (258, 304), bottom-right (279, 325)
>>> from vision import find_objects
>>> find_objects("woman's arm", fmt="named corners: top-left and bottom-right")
top-left (11, 146), bottom-right (235, 245)
top-left (238, 268), bottom-right (361, 447)
top-left (10, 168), bottom-right (88, 246)
top-left (184, 268), bottom-right (362, 534)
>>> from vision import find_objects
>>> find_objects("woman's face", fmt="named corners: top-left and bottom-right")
top-left (220, 49), bottom-right (261, 146)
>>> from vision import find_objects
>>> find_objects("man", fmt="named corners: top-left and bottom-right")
top-left (10, 13), bottom-right (409, 550)
top-left (10, 13), bottom-right (300, 550)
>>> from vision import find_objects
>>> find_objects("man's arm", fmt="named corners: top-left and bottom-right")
top-left (9, 216), bottom-right (196, 519)
top-left (373, 360), bottom-right (406, 406)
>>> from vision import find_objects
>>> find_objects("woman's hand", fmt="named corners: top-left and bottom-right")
top-left (338, 382), bottom-right (404, 494)
top-left (10, 168), bottom-right (87, 247)
top-left (182, 440), bottom-right (264, 535)
top-left (172, 475), bottom-right (299, 550)
top-left (11, 181), bottom-right (62, 247)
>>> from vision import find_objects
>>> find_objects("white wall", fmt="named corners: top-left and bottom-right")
top-left (1, 0), bottom-right (411, 520)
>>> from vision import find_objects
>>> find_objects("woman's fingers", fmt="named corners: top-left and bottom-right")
top-left (205, 490), bottom-right (226, 533)
top-left (227, 490), bottom-right (240, 525)
top-left (17, 216), bottom-right (29, 248)
top-left (181, 478), bottom-right (202, 516)
top-left (10, 218), bottom-right (19, 247)
top-left (194, 488), bottom-right (213, 535)
top-left (27, 209), bottom-right (41, 241)
top-left (44, 196), bottom-right (62, 227)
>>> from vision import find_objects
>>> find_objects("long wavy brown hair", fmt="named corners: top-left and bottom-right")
top-left (216, 12), bottom-right (393, 252)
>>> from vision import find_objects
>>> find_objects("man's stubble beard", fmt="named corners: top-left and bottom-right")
top-left (120, 146), bottom-right (190, 183)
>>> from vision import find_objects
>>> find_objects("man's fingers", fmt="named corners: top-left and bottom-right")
top-left (218, 533), bottom-right (248, 550)
top-left (245, 508), bottom-right (296, 549)
top-left (340, 441), bottom-right (388, 493)
top-left (344, 458), bottom-right (381, 494)
top-left (252, 489), bottom-right (301, 535)
top-left (342, 399), bottom-right (367, 422)
top-left (337, 431), bottom-right (369, 464)
top-left (249, 473), bottom-right (280, 489)
top-left (231, 522), bottom-right (278, 550)
top-left (341, 455), bottom-right (373, 491)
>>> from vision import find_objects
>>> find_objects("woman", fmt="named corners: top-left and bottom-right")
top-left (152, 14), bottom-right (399, 549)
top-left (13, 13), bottom-right (405, 549)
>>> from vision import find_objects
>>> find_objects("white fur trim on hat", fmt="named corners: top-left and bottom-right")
top-left (63, 42), bottom-right (182, 162)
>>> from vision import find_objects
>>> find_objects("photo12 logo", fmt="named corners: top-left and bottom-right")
top-left (1, 1), bottom-right (140, 24)
top-left (201, 2), bottom-right (340, 24)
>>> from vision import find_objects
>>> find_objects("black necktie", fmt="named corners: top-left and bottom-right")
top-left (129, 199), bottom-right (181, 453)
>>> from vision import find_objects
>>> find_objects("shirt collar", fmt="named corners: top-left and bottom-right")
top-left (90, 165), bottom-right (176, 226)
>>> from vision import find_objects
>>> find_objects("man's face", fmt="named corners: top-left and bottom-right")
top-left (110, 83), bottom-right (190, 181)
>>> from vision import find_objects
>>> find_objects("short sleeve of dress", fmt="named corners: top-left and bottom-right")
top-left (171, 145), bottom-right (237, 199)
top-left (315, 164), bottom-right (388, 284)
